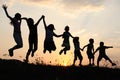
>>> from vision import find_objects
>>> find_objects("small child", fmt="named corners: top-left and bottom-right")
top-left (59, 26), bottom-right (74, 55)
top-left (83, 38), bottom-right (94, 66)
top-left (94, 42), bottom-right (116, 66)
top-left (73, 37), bottom-right (83, 66)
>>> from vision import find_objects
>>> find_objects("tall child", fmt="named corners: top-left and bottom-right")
top-left (59, 26), bottom-right (74, 55)
top-left (22, 16), bottom-right (44, 62)
top-left (2, 4), bottom-right (23, 57)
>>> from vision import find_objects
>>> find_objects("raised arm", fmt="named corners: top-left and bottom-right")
top-left (35, 15), bottom-right (44, 26)
top-left (42, 16), bottom-right (47, 29)
top-left (2, 4), bottom-right (12, 20)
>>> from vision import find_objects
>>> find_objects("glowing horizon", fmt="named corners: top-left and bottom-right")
top-left (0, 0), bottom-right (120, 67)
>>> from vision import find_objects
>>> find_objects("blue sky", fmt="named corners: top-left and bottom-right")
top-left (0, 0), bottom-right (120, 67)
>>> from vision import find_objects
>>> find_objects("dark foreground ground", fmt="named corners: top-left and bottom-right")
top-left (0, 59), bottom-right (120, 80)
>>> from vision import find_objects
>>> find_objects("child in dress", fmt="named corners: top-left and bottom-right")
top-left (59, 26), bottom-right (74, 55)
top-left (43, 16), bottom-right (62, 53)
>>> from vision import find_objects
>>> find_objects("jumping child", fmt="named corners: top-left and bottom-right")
top-left (22, 16), bottom-right (44, 62)
top-left (43, 16), bottom-right (61, 53)
top-left (59, 26), bottom-right (74, 55)
top-left (2, 4), bottom-right (23, 57)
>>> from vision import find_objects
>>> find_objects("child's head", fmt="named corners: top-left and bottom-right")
top-left (73, 37), bottom-right (79, 43)
top-left (64, 26), bottom-right (69, 32)
top-left (100, 42), bottom-right (104, 46)
top-left (28, 18), bottom-right (34, 24)
top-left (14, 13), bottom-right (21, 20)
top-left (89, 38), bottom-right (94, 44)
top-left (48, 24), bottom-right (55, 31)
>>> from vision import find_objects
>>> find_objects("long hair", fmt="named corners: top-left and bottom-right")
top-left (10, 13), bottom-right (21, 25)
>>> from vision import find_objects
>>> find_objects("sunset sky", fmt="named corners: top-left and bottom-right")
top-left (0, 0), bottom-right (120, 67)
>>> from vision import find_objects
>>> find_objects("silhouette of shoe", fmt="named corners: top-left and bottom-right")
top-left (8, 49), bottom-right (13, 57)
top-left (31, 53), bottom-right (34, 57)
top-left (49, 50), bottom-right (51, 53)
top-left (59, 50), bottom-right (63, 55)
top-left (64, 51), bottom-right (66, 55)
top-left (79, 64), bottom-right (83, 67)
top-left (88, 63), bottom-right (92, 66)
top-left (72, 64), bottom-right (75, 66)
top-left (92, 63), bottom-right (95, 66)
top-left (24, 59), bottom-right (28, 63)
top-left (43, 49), bottom-right (46, 54)
top-left (112, 63), bottom-right (116, 66)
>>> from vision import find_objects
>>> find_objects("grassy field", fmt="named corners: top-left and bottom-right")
top-left (0, 58), bottom-right (120, 80)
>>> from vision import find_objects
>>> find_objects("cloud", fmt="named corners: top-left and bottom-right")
top-left (74, 29), bottom-right (86, 35)
top-left (19, 0), bottom-right (105, 17)
top-left (0, 0), bottom-right (15, 6)
top-left (60, 0), bottom-right (105, 12)
top-left (21, 0), bottom-right (105, 11)
top-left (20, 0), bottom-right (57, 6)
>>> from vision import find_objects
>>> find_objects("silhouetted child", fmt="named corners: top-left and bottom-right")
top-left (83, 38), bottom-right (94, 66)
top-left (59, 26), bottom-right (74, 55)
top-left (43, 16), bottom-right (62, 53)
top-left (22, 16), bottom-right (44, 62)
top-left (73, 37), bottom-right (83, 66)
top-left (94, 42), bottom-right (116, 66)
top-left (2, 4), bottom-right (23, 57)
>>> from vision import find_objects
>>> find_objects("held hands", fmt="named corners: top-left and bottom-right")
top-left (2, 4), bottom-right (7, 10)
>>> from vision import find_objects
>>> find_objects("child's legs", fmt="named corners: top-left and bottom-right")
top-left (87, 52), bottom-right (92, 64)
top-left (11, 33), bottom-right (23, 50)
top-left (104, 55), bottom-right (113, 64)
top-left (32, 40), bottom-right (38, 55)
top-left (26, 42), bottom-right (33, 60)
top-left (87, 52), bottom-right (94, 64)
top-left (97, 56), bottom-right (102, 66)
top-left (73, 50), bottom-right (77, 65)
top-left (63, 45), bottom-right (70, 54)
top-left (92, 55), bottom-right (95, 64)
top-left (77, 51), bottom-right (83, 65)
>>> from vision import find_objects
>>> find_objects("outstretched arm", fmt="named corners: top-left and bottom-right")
top-left (2, 4), bottom-right (12, 20)
top-left (105, 46), bottom-right (113, 49)
top-left (42, 16), bottom-right (47, 29)
top-left (21, 17), bottom-right (27, 21)
top-left (53, 33), bottom-right (63, 37)
top-left (35, 15), bottom-right (44, 26)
